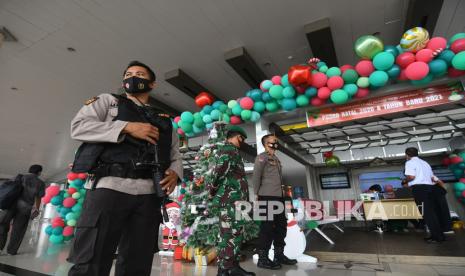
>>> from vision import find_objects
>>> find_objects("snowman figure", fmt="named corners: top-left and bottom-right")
top-left (253, 199), bottom-right (317, 263)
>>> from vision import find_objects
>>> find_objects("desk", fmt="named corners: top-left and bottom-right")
top-left (363, 198), bottom-right (422, 220)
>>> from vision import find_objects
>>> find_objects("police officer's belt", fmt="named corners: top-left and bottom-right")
top-left (94, 163), bottom-right (153, 179)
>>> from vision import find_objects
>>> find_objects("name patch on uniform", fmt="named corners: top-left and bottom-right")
top-left (84, 96), bottom-right (99, 105)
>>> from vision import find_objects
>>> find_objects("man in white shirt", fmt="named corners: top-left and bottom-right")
top-left (404, 147), bottom-right (444, 243)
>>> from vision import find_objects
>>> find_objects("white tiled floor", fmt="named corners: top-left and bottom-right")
top-left (0, 220), bottom-right (463, 275)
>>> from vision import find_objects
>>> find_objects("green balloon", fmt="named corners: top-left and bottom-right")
top-left (72, 192), bottom-right (81, 199)
top-left (373, 52), bottom-right (395, 71)
top-left (67, 219), bottom-right (77, 227)
top-left (180, 112), bottom-right (194, 124)
top-left (219, 104), bottom-right (228, 113)
top-left (223, 114), bottom-right (230, 123)
top-left (357, 77), bottom-right (370, 88)
top-left (210, 110), bottom-right (222, 121)
top-left (454, 182), bottom-right (465, 192)
top-left (330, 89), bottom-right (349, 104)
top-left (179, 121), bottom-right (193, 133)
top-left (387, 65), bottom-right (401, 78)
top-left (265, 101), bottom-right (279, 112)
top-left (253, 102), bottom-right (266, 113)
top-left (452, 51), bottom-right (465, 70)
top-left (194, 117), bottom-right (205, 128)
top-left (269, 85), bottom-right (284, 100)
top-left (342, 69), bottom-right (359, 84)
top-left (429, 59), bottom-right (448, 76)
top-left (227, 100), bottom-right (237, 109)
top-left (63, 193), bottom-right (70, 198)
top-left (449, 33), bottom-right (465, 44)
top-left (438, 50), bottom-right (455, 66)
top-left (282, 86), bottom-right (296, 98)
top-left (232, 104), bottom-right (242, 116)
top-left (384, 45), bottom-right (399, 57)
top-left (281, 74), bottom-right (290, 87)
top-left (411, 74), bottom-right (433, 86)
top-left (49, 234), bottom-right (64, 244)
top-left (369, 71), bottom-right (389, 87)
top-left (319, 65), bottom-right (328, 73)
top-left (326, 67), bottom-right (341, 77)
top-left (240, 110), bottom-right (252, 121)
top-left (296, 95), bottom-right (309, 107)
top-left (66, 212), bottom-right (77, 221)
top-left (325, 155), bottom-right (340, 167)
top-left (354, 35), bottom-right (384, 59)
top-left (344, 84), bottom-right (358, 96)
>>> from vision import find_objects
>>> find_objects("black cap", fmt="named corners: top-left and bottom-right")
top-left (124, 61), bottom-right (156, 82)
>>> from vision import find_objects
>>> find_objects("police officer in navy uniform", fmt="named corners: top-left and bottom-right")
top-left (68, 61), bottom-right (182, 276)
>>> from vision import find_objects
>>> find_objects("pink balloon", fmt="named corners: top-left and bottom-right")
top-left (63, 226), bottom-right (75, 237)
top-left (396, 52), bottom-right (415, 68)
top-left (52, 217), bottom-right (65, 228)
top-left (312, 72), bottom-right (328, 88)
top-left (177, 128), bottom-right (184, 135)
top-left (317, 87), bottom-right (331, 100)
top-left (355, 60), bottom-right (374, 77)
top-left (415, 49), bottom-right (433, 63)
top-left (450, 38), bottom-right (465, 54)
top-left (46, 186), bottom-right (60, 197)
top-left (295, 85), bottom-right (306, 94)
top-left (327, 76), bottom-right (344, 90)
top-left (63, 198), bottom-right (77, 208)
top-left (340, 64), bottom-right (354, 73)
top-left (448, 67), bottom-right (465, 77)
top-left (405, 62), bottom-right (429, 80)
top-left (230, 116), bottom-right (242, 125)
top-left (426, 37), bottom-right (447, 51)
top-left (355, 88), bottom-right (370, 98)
top-left (42, 195), bottom-right (51, 204)
top-left (174, 116), bottom-right (181, 123)
top-left (239, 97), bottom-right (254, 110)
top-left (311, 97), bottom-right (324, 106)
top-left (271, 75), bottom-right (282, 85)
top-left (67, 172), bottom-right (78, 181)
top-left (77, 173), bottom-right (87, 180)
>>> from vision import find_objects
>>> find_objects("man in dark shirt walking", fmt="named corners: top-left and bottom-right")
top-left (0, 164), bottom-right (45, 255)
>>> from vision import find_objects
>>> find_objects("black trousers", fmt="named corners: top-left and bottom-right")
top-left (432, 185), bottom-right (452, 232)
top-left (0, 204), bottom-right (32, 254)
top-left (411, 185), bottom-right (444, 240)
top-left (68, 188), bottom-right (161, 276)
top-left (256, 196), bottom-right (287, 251)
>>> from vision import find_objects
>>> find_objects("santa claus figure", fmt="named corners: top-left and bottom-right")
top-left (161, 202), bottom-right (181, 252)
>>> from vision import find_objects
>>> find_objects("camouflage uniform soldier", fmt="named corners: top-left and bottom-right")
top-left (205, 126), bottom-right (256, 276)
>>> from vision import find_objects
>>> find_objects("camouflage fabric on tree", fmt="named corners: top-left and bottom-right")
top-left (180, 122), bottom-right (259, 268)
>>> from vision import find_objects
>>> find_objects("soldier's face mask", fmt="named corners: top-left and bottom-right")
top-left (123, 76), bottom-right (152, 94)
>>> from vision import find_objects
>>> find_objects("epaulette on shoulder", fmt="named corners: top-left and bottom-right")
top-left (84, 96), bottom-right (99, 105)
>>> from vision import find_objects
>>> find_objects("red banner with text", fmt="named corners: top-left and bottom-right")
top-left (307, 82), bottom-right (465, 128)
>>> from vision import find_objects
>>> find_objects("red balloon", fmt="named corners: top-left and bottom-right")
top-left (355, 88), bottom-right (370, 98)
top-left (442, 158), bottom-right (451, 166)
top-left (67, 187), bottom-right (77, 195)
top-left (195, 92), bottom-right (214, 108)
top-left (405, 62), bottom-right (429, 80)
top-left (63, 198), bottom-right (77, 208)
top-left (42, 195), bottom-right (51, 204)
top-left (288, 65), bottom-right (312, 86)
top-left (240, 97), bottom-right (254, 110)
top-left (355, 60), bottom-right (374, 77)
top-left (450, 156), bottom-right (464, 164)
top-left (448, 67), bottom-right (465, 77)
top-left (460, 178), bottom-right (465, 184)
top-left (67, 172), bottom-right (78, 181)
top-left (317, 87), bottom-right (331, 100)
top-left (77, 173), bottom-right (87, 180)
top-left (310, 97), bottom-right (324, 106)
top-left (398, 69), bottom-right (408, 81)
top-left (426, 37), bottom-right (447, 51)
top-left (174, 116), bottom-right (181, 123)
top-left (46, 185), bottom-right (60, 197)
top-left (63, 226), bottom-right (75, 237)
top-left (230, 116), bottom-right (242, 125)
top-left (312, 72), bottom-right (328, 88)
top-left (327, 76), bottom-right (344, 90)
top-left (415, 49), bottom-right (434, 63)
top-left (52, 218), bottom-right (65, 228)
top-left (396, 52), bottom-right (415, 68)
top-left (177, 128), bottom-right (184, 135)
top-left (340, 64), bottom-right (354, 73)
top-left (450, 38), bottom-right (465, 54)
top-left (295, 85), bottom-right (307, 94)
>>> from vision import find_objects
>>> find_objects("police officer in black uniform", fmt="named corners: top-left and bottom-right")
top-left (68, 61), bottom-right (182, 276)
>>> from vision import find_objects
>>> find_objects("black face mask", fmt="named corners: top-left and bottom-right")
top-left (269, 142), bottom-right (279, 150)
top-left (123, 76), bottom-right (152, 94)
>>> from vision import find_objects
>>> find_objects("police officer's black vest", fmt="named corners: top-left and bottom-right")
top-left (97, 94), bottom-right (173, 174)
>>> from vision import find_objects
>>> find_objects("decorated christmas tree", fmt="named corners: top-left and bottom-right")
top-left (180, 122), bottom-right (259, 250)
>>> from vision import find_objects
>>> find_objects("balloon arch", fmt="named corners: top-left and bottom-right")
top-left (173, 28), bottom-right (465, 137)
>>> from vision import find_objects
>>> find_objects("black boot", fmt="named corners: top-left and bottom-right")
top-left (273, 247), bottom-right (297, 265)
top-left (257, 250), bottom-right (281, 270)
top-left (229, 263), bottom-right (256, 276)
top-left (217, 268), bottom-right (229, 276)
